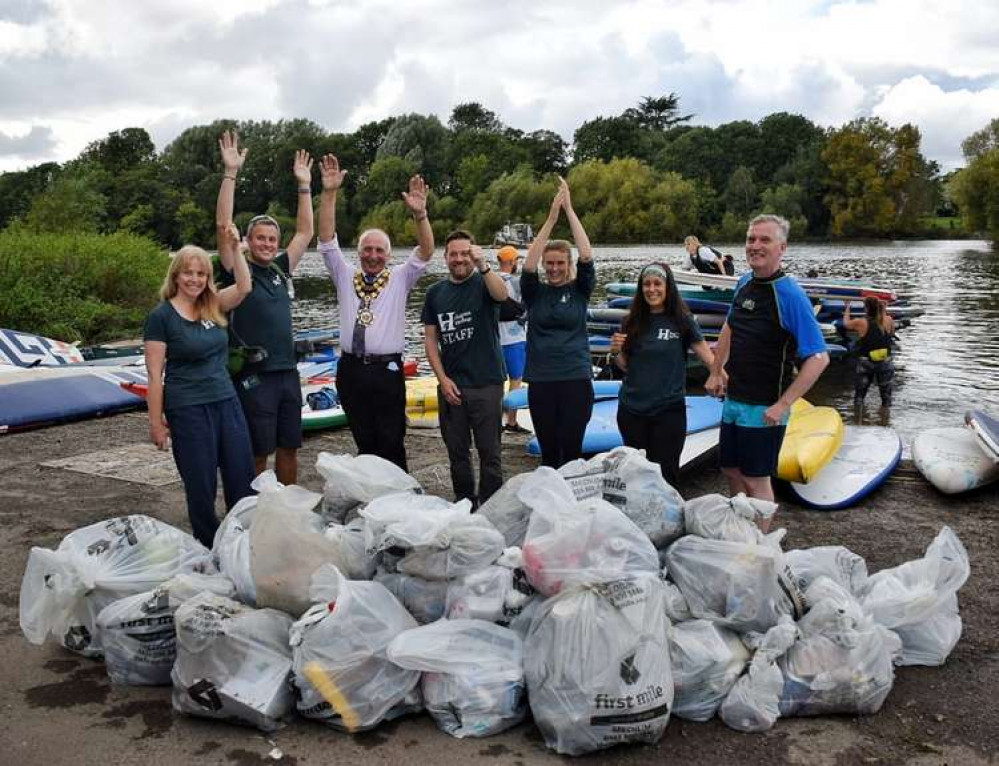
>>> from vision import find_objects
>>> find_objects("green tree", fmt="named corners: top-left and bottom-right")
top-left (23, 172), bottom-right (107, 233)
top-left (723, 165), bottom-right (758, 219)
top-left (77, 127), bottom-right (156, 175)
top-left (376, 113), bottom-right (450, 189)
top-left (951, 121), bottom-right (999, 243)
top-left (0, 162), bottom-right (60, 229)
top-left (960, 118), bottom-right (999, 161)
top-left (466, 168), bottom-right (558, 243)
top-left (449, 102), bottom-right (503, 133)
top-left (573, 116), bottom-right (652, 164)
top-left (622, 93), bottom-right (692, 131)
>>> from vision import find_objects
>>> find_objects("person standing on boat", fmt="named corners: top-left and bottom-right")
top-left (610, 263), bottom-right (715, 486)
top-left (144, 230), bottom-right (255, 547)
top-left (705, 214), bottom-right (828, 517)
top-left (317, 154), bottom-right (434, 471)
top-left (423, 231), bottom-right (510, 506)
top-left (684, 235), bottom-right (735, 276)
top-left (844, 297), bottom-right (895, 416)
top-left (496, 245), bottom-right (530, 434)
top-left (522, 178), bottom-right (595, 468)
top-left (215, 130), bottom-right (314, 485)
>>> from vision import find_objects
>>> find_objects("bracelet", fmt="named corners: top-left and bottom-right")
top-left (298, 186), bottom-right (311, 193)
top-left (479, 264), bottom-right (491, 274)
top-left (413, 213), bottom-right (428, 222)
top-left (223, 174), bottom-right (237, 181)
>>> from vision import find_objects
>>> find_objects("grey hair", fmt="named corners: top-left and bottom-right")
top-left (357, 228), bottom-right (392, 253)
top-left (246, 214), bottom-right (281, 239)
top-left (747, 214), bottom-right (790, 244)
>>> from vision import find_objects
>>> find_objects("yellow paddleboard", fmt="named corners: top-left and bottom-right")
top-left (405, 376), bottom-right (440, 409)
top-left (777, 400), bottom-right (844, 483)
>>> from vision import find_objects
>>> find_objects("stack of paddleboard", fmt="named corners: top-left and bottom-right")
top-left (911, 410), bottom-right (999, 494)
top-left (503, 381), bottom-right (723, 472)
top-left (779, 400), bottom-right (902, 510)
top-left (405, 376), bottom-right (442, 429)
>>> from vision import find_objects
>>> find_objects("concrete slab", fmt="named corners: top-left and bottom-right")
top-left (41, 442), bottom-right (180, 486)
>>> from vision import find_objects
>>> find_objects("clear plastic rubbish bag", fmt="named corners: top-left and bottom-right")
top-left (683, 493), bottom-right (777, 545)
top-left (375, 571), bottom-right (448, 625)
top-left (291, 565), bottom-right (421, 731)
top-left (669, 619), bottom-right (749, 721)
top-left (662, 578), bottom-right (693, 623)
top-left (860, 526), bottom-right (969, 666)
top-left (719, 615), bottom-right (797, 732)
top-left (248, 478), bottom-right (351, 617)
top-left (172, 592), bottom-right (294, 731)
top-left (665, 534), bottom-right (804, 633)
top-left (97, 573), bottom-right (235, 686)
top-left (387, 619), bottom-right (526, 738)
top-left (524, 575), bottom-right (673, 755)
top-left (20, 515), bottom-right (215, 657)
top-left (397, 515), bottom-right (506, 581)
top-left (785, 545), bottom-right (869, 596)
top-left (778, 577), bottom-right (901, 718)
top-left (316, 452), bottom-right (421, 524)
top-left (478, 473), bottom-right (533, 547)
top-left (213, 482), bottom-right (264, 605)
top-left (446, 563), bottom-right (535, 624)
top-left (519, 468), bottom-right (659, 596)
top-left (360, 494), bottom-right (472, 554)
top-left (323, 518), bottom-right (378, 580)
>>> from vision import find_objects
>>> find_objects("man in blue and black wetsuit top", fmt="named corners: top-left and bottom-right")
top-left (706, 214), bottom-right (829, 524)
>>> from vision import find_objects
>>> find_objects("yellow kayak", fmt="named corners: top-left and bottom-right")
top-left (777, 400), bottom-right (844, 483)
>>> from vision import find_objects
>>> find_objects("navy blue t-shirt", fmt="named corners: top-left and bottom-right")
top-left (521, 260), bottom-right (595, 382)
top-left (620, 313), bottom-right (702, 416)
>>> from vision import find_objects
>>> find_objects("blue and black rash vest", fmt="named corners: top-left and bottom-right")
top-left (724, 270), bottom-right (827, 405)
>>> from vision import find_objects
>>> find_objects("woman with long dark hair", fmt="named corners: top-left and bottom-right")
top-left (611, 262), bottom-right (715, 485)
top-left (844, 296), bottom-right (895, 415)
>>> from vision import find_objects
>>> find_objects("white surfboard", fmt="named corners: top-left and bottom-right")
top-left (912, 426), bottom-right (999, 494)
top-left (680, 427), bottom-right (720, 471)
top-left (965, 410), bottom-right (999, 463)
top-left (787, 426), bottom-right (901, 510)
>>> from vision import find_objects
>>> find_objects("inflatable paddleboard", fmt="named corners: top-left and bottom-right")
top-left (503, 380), bottom-right (623, 410)
top-left (587, 307), bottom-right (628, 323)
top-left (0, 328), bottom-right (85, 367)
top-left (912, 426), bottom-right (999, 494)
top-left (526, 396), bottom-right (723, 456)
top-left (300, 383), bottom-right (348, 431)
top-left (786, 426), bottom-right (901, 509)
top-left (777, 401), bottom-right (844, 484)
top-left (965, 409), bottom-right (999, 462)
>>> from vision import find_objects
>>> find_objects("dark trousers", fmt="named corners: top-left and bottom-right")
top-left (854, 357), bottom-right (894, 408)
top-left (336, 353), bottom-right (408, 471)
top-left (438, 383), bottom-right (504, 505)
top-left (616, 403), bottom-right (687, 486)
top-left (168, 396), bottom-right (255, 548)
top-left (527, 379), bottom-right (595, 468)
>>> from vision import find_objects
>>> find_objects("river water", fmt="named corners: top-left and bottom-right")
top-left (292, 240), bottom-right (999, 452)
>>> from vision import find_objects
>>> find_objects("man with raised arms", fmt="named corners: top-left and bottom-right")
top-left (216, 130), bottom-right (314, 484)
top-left (317, 155), bottom-right (434, 470)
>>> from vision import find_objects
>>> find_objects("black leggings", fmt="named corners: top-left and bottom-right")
top-left (616, 404), bottom-right (687, 486)
top-left (854, 357), bottom-right (894, 408)
top-left (528, 379), bottom-right (595, 468)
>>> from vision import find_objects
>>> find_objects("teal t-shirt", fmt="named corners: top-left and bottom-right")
top-left (421, 272), bottom-right (505, 387)
top-left (521, 260), bottom-right (595, 382)
top-left (218, 252), bottom-right (296, 372)
top-left (619, 313), bottom-right (702, 416)
top-left (143, 301), bottom-right (235, 411)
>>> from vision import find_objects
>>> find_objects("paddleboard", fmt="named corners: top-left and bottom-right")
top-left (300, 383), bottom-right (348, 431)
top-left (0, 328), bottom-right (85, 367)
top-left (526, 396), bottom-right (723, 456)
top-left (587, 321), bottom-right (621, 336)
top-left (912, 426), bottom-right (999, 494)
top-left (786, 426), bottom-right (901, 509)
top-left (777, 400), bottom-right (844, 484)
top-left (503, 380), bottom-right (623, 410)
top-left (965, 409), bottom-right (999, 462)
top-left (587, 307), bottom-right (628, 323)
top-left (672, 270), bottom-right (897, 303)
top-left (693, 313), bottom-right (726, 329)
top-left (606, 283), bottom-right (736, 304)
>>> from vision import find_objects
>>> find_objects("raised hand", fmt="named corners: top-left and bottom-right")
top-left (219, 130), bottom-right (247, 174)
top-left (470, 244), bottom-right (486, 270)
top-left (559, 177), bottom-right (572, 209)
top-left (402, 175), bottom-right (428, 216)
top-left (319, 154), bottom-right (347, 191)
top-left (548, 179), bottom-right (567, 218)
top-left (293, 150), bottom-right (313, 186)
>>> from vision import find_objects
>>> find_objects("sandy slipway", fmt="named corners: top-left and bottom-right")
top-left (1, 412), bottom-right (997, 766)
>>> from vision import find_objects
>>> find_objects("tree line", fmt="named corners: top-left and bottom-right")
top-left (0, 96), bottom-right (992, 249)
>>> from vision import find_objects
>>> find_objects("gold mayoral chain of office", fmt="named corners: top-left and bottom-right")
top-left (353, 269), bottom-right (390, 327)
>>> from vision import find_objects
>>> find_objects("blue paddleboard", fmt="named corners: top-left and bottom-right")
top-left (503, 380), bottom-right (623, 410)
top-left (526, 395), bottom-right (723, 456)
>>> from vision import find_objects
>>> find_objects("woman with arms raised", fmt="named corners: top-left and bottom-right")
top-left (611, 263), bottom-right (715, 485)
top-left (143, 225), bottom-right (255, 547)
top-left (521, 178), bottom-right (595, 468)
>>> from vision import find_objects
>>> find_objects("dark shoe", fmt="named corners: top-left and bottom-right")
top-left (504, 423), bottom-right (532, 434)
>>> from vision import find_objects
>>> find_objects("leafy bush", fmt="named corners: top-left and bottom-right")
top-left (0, 229), bottom-right (168, 344)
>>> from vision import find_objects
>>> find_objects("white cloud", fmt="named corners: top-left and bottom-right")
top-left (0, 0), bottom-right (994, 173)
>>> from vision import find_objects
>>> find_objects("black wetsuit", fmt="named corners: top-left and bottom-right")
top-left (853, 319), bottom-right (894, 407)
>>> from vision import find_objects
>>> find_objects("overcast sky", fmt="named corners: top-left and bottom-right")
top-left (1, 0), bottom-right (997, 174)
